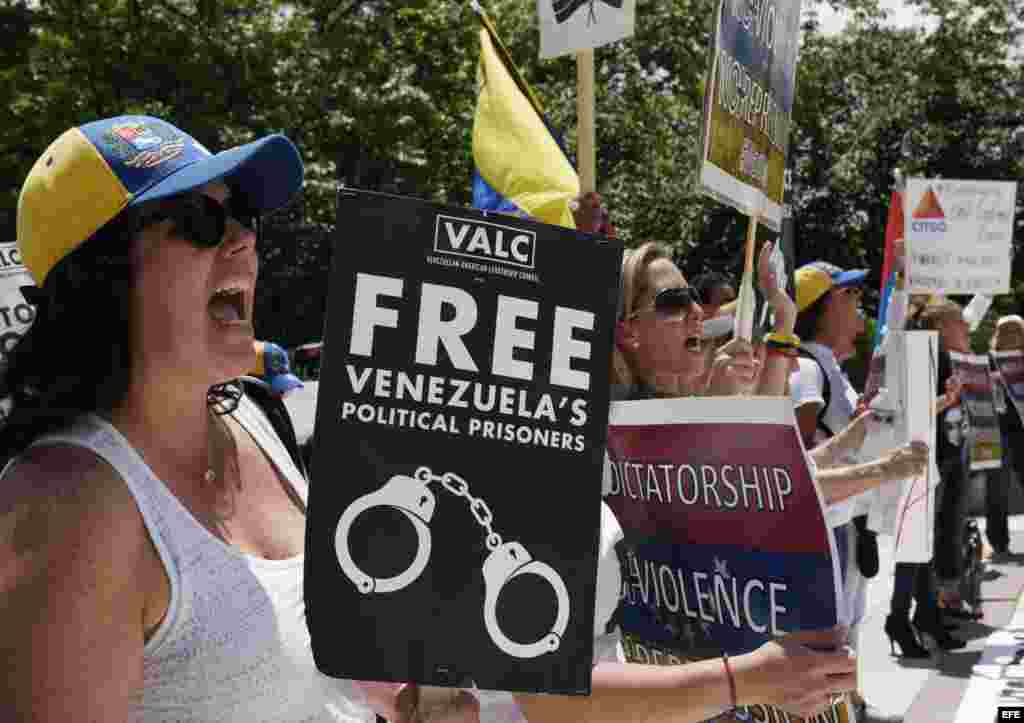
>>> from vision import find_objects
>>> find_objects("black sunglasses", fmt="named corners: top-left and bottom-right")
top-left (654, 286), bottom-right (699, 311)
top-left (135, 193), bottom-right (259, 248)
top-left (629, 286), bottom-right (699, 319)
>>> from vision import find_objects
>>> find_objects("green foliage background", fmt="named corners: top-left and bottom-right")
top-left (1, 0), bottom-right (1022, 353)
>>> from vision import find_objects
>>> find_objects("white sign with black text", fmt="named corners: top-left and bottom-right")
top-left (905, 178), bottom-right (1016, 295)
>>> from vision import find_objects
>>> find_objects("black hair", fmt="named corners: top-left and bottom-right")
top-left (0, 217), bottom-right (138, 460)
top-left (691, 271), bottom-right (735, 306)
top-left (794, 291), bottom-right (830, 343)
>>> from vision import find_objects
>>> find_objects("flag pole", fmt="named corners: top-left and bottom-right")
top-left (576, 49), bottom-right (596, 193)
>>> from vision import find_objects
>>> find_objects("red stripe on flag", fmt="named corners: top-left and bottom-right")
top-left (879, 190), bottom-right (903, 296)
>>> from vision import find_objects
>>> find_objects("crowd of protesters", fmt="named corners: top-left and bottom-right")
top-left (0, 115), bottom-right (1013, 723)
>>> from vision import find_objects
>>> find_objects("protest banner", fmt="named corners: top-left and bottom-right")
top-left (904, 178), bottom-right (1016, 295)
top-left (305, 189), bottom-right (622, 694)
top-left (605, 396), bottom-right (850, 722)
top-left (949, 351), bottom-right (1003, 471)
top-left (698, 0), bottom-right (802, 233)
top-left (537, 0), bottom-right (636, 59)
top-left (991, 350), bottom-right (1024, 422)
top-left (891, 332), bottom-right (938, 563)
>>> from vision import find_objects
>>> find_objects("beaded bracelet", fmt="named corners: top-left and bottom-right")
top-left (763, 331), bottom-right (801, 348)
top-left (765, 345), bottom-right (798, 358)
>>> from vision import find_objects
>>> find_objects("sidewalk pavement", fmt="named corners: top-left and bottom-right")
top-left (861, 515), bottom-right (1024, 722)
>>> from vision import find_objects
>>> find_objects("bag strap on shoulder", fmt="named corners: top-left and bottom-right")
top-left (239, 378), bottom-right (308, 482)
top-left (796, 347), bottom-right (834, 438)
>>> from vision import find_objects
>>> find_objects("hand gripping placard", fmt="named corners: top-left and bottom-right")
top-left (334, 467), bottom-right (570, 659)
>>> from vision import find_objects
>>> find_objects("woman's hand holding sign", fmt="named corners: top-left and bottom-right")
top-left (877, 440), bottom-right (930, 481)
top-left (358, 682), bottom-right (481, 723)
top-left (736, 626), bottom-right (857, 719)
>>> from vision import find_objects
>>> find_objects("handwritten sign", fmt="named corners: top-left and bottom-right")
top-left (905, 178), bottom-right (1016, 295)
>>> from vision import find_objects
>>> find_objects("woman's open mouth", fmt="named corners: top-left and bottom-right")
top-left (208, 286), bottom-right (248, 324)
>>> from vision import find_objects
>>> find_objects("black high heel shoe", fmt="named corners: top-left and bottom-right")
top-left (914, 611), bottom-right (968, 651)
top-left (884, 614), bottom-right (930, 658)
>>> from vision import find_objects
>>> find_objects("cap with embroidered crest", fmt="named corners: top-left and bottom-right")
top-left (250, 340), bottom-right (304, 396)
top-left (17, 115), bottom-right (304, 285)
top-left (795, 261), bottom-right (869, 312)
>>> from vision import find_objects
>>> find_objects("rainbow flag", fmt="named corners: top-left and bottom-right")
top-left (873, 189), bottom-right (904, 348)
top-left (471, 9), bottom-right (579, 229)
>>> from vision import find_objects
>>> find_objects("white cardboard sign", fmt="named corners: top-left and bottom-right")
top-left (904, 178), bottom-right (1016, 295)
top-left (891, 331), bottom-right (939, 564)
top-left (538, 0), bottom-right (636, 59)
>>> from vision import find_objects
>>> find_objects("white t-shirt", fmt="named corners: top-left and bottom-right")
top-left (474, 501), bottom-right (624, 723)
top-left (790, 342), bottom-right (872, 527)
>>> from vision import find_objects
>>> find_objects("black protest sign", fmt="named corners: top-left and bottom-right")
top-left (305, 189), bottom-right (623, 695)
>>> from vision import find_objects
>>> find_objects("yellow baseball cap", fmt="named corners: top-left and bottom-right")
top-left (17, 115), bottom-right (303, 285)
top-left (795, 261), bottom-right (869, 312)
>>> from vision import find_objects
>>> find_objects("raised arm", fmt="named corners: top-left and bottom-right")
top-left (0, 446), bottom-right (154, 721)
top-left (755, 241), bottom-right (798, 398)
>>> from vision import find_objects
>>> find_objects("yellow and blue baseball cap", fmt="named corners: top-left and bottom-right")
top-left (795, 261), bottom-right (869, 312)
top-left (251, 340), bottom-right (304, 396)
top-left (17, 115), bottom-right (303, 285)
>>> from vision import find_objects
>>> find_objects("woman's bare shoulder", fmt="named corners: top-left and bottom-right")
top-left (0, 443), bottom-right (149, 577)
top-left (0, 444), bottom-right (153, 719)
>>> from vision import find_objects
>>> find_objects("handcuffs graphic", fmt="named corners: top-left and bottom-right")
top-left (335, 466), bottom-right (570, 659)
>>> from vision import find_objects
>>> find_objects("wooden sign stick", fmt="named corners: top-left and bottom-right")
top-left (576, 49), bottom-right (596, 194)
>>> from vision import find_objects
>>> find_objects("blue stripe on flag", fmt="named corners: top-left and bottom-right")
top-left (873, 271), bottom-right (897, 349)
top-left (471, 170), bottom-right (527, 217)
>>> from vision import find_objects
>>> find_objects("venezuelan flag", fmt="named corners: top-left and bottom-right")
top-left (472, 9), bottom-right (579, 229)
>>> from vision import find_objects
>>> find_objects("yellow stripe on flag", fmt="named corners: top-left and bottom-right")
top-left (472, 21), bottom-right (579, 229)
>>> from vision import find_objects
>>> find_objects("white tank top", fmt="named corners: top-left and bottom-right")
top-left (27, 396), bottom-right (373, 723)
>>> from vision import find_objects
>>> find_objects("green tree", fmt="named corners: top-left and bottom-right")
top-left (2, 0), bottom-right (1022, 346)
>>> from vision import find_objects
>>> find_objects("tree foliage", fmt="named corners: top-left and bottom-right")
top-left (1, 0), bottom-right (1022, 345)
